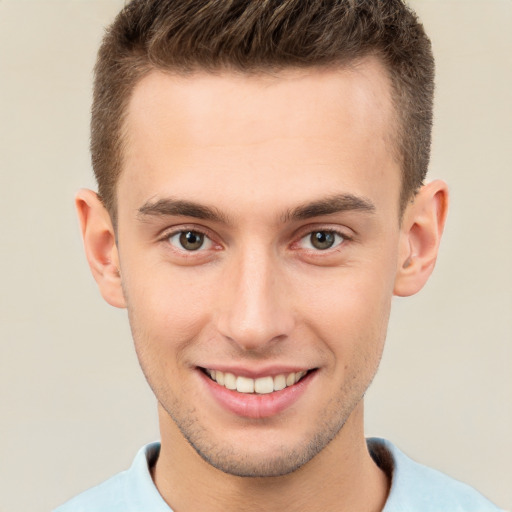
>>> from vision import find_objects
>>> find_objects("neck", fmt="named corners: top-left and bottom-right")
top-left (152, 402), bottom-right (389, 512)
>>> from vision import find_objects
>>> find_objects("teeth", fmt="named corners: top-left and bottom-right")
top-left (206, 369), bottom-right (309, 394)
top-left (254, 376), bottom-right (274, 394)
top-left (273, 374), bottom-right (286, 391)
top-left (224, 372), bottom-right (236, 390)
top-left (236, 376), bottom-right (254, 393)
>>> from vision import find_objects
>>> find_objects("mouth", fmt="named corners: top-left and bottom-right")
top-left (198, 366), bottom-right (317, 418)
top-left (200, 368), bottom-right (313, 394)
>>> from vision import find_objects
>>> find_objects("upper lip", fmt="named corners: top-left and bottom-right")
top-left (197, 365), bottom-right (315, 379)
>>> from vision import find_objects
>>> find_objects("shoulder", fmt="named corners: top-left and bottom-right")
top-left (53, 470), bottom-right (128, 512)
top-left (53, 442), bottom-right (171, 512)
top-left (368, 438), bottom-right (504, 512)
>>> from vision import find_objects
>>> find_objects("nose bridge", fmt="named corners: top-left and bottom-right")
top-left (217, 242), bottom-right (293, 351)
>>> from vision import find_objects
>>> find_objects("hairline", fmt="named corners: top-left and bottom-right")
top-left (107, 55), bottom-right (411, 229)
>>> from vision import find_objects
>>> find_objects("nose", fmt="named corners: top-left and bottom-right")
top-left (216, 247), bottom-right (295, 352)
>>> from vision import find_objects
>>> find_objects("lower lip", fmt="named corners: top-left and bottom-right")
top-left (199, 370), bottom-right (315, 419)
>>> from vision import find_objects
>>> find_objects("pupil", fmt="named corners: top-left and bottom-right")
top-left (311, 231), bottom-right (335, 250)
top-left (180, 231), bottom-right (204, 250)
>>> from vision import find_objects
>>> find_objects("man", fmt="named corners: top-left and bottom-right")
top-left (55, 1), bottom-right (502, 511)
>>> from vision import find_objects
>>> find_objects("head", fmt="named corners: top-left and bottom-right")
top-left (91, 0), bottom-right (435, 224)
top-left (78, 1), bottom-right (448, 479)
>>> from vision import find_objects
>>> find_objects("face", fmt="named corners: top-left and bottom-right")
top-left (115, 60), bottom-right (403, 477)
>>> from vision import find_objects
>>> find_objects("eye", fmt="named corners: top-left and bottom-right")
top-left (299, 230), bottom-right (345, 251)
top-left (167, 230), bottom-right (213, 251)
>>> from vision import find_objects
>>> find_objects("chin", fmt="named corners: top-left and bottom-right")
top-left (193, 444), bottom-right (316, 478)
top-left (174, 412), bottom-right (349, 478)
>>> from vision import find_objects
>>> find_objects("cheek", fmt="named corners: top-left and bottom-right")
top-left (122, 266), bottom-right (216, 355)
top-left (296, 259), bottom-right (395, 360)
top-left (123, 269), bottom-right (218, 401)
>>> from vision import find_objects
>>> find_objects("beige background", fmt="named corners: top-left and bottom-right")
top-left (0, 1), bottom-right (510, 511)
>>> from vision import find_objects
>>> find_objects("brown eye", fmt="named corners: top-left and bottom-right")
top-left (178, 231), bottom-right (204, 250)
top-left (310, 231), bottom-right (336, 250)
top-left (167, 230), bottom-right (213, 251)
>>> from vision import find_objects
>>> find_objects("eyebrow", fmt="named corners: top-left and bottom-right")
top-left (282, 193), bottom-right (376, 222)
top-left (137, 198), bottom-right (230, 224)
top-left (137, 193), bottom-right (375, 225)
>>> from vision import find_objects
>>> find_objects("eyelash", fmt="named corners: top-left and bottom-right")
top-left (158, 226), bottom-right (353, 256)
top-left (293, 228), bottom-right (353, 253)
top-left (159, 226), bottom-right (218, 253)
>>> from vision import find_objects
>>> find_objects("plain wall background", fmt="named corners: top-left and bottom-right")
top-left (0, 1), bottom-right (510, 511)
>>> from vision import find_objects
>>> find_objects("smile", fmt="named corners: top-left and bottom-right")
top-left (203, 368), bottom-right (309, 394)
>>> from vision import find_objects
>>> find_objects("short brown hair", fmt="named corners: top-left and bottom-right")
top-left (92, 0), bottom-right (434, 220)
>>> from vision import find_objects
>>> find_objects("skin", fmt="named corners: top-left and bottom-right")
top-left (78, 57), bottom-right (448, 511)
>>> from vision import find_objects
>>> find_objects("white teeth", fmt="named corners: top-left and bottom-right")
top-left (206, 369), bottom-right (309, 394)
top-left (254, 376), bottom-right (274, 394)
top-left (273, 374), bottom-right (286, 391)
top-left (236, 376), bottom-right (255, 393)
top-left (224, 372), bottom-right (236, 390)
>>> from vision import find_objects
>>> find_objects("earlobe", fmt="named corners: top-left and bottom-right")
top-left (76, 189), bottom-right (126, 308)
top-left (394, 180), bottom-right (449, 297)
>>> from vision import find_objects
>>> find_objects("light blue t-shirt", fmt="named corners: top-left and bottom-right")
top-left (54, 438), bottom-right (503, 511)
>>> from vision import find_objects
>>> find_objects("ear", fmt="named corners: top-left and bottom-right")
top-left (75, 189), bottom-right (126, 308)
top-left (394, 180), bottom-right (449, 297)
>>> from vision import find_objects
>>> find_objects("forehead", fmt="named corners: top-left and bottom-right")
top-left (119, 59), bottom-right (400, 220)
